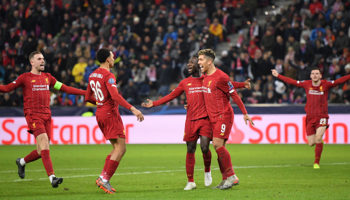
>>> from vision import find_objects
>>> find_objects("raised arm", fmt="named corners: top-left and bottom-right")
top-left (271, 69), bottom-right (303, 87)
top-left (331, 74), bottom-right (350, 87)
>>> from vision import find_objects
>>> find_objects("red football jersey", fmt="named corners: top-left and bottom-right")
top-left (278, 74), bottom-right (350, 117)
top-left (0, 72), bottom-right (57, 114)
top-left (202, 68), bottom-right (247, 122)
top-left (87, 68), bottom-right (132, 116)
top-left (153, 76), bottom-right (207, 120)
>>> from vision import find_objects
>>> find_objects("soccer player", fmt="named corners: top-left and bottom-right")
top-left (85, 48), bottom-right (144, 194)
top-left (142, 56), bottom-right (250, 190)
top-left (271, 68), bottom-right (350, 169)
top-left (198, 49), bottom-right (254, 190)
top-left (0, 51), bottom-right (86, 188)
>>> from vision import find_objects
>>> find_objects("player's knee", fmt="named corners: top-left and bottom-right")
top-left (187, 146), bottom-right (196, 153)
top-left (200, 144), bottom-right (209, 154)
top-left (308, 142), bottom-right (315, 147)
top-left (213, 143), bottom-right (222, 150)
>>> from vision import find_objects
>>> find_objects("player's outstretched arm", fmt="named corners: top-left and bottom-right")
top-left (141, 99), bottom-right (154, 108)
top-left (271, 69), bottom-right (301, 87)
top-left (0, 75), bottom-right (23, 93)
top-left (150, 82), bottom-right (185, 107)
top-left (243, 114), bottom-right (254, 126)
top-left (0, 83), bottom-right (18, 93)
top-left (130, 106), bottom-right (144, 122)
top-left (58, 83), bottom-right (86, 95)
top-left (231, 78), bottom-right (251, 89)
top-left (332, 74), bottom-right (350, 86)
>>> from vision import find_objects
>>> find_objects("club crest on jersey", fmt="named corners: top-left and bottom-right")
top-left (31, 80), bottom-right (36, 83)
top-left (108, 78), bottom-right (115, 84)
top-left (45, 78), bottom-right (48, 83)
top-left (208, 80), bottom-right (212, 87)
top-left (187, 83), bottom-right (192, 86)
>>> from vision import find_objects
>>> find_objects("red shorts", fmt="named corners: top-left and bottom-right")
top-left (96, 112), bottom-right (125, 140)
top-left (211, 118), bottom-right (233, 140)
top-left (184, 117), bottom-right (212, 142)
top-left (24, 113), bottom-right (52, 139)
top-left (305, 115), bottom-right (329, 136)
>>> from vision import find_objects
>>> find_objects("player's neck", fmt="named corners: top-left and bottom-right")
top-left (100, 63), bottom-right (110, 71)
top-left (312, 80), bottom-right (321, 86)
top-left (206, 65), bottom-right (216, 76)
top-left (30, 68), bottom-right (41, 75)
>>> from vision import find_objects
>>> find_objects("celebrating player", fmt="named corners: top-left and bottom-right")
top-left (0, 51), bottom-right (86, 188)
top-left (272, 68), bottom-right (350, 168)
top-left (85, 48), bottom-right (144, 194)
top-left (198, 49), bottom-right (254, 190)
top-left (142, 56), bottom-right (250, 190)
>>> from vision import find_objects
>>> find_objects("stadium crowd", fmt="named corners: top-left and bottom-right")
top-left (0, 0), bottom-right (349, 107)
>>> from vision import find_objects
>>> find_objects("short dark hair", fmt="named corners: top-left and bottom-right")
top-left (96, 48), bottom-right (111, 63)
top-left (198, 49), bottom-right (215, 60)
top-left (310, 67), bottom-right (321, 73)
top-left (29, 51), bottom-right (42, 61)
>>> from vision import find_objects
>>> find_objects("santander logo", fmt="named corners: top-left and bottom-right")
top-left (227, 123), bottom-right (245, 144)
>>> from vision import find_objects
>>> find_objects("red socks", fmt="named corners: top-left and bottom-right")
top-left (186, 153), bottom-right (195, 182)
top-left (314, 142), bottom-right (323, 164)
top-left (104, 160), bottom-right (120, 181)
top-left (24, 150), bottom-right (41, 163)
top-left (100, 154), bottom-right (111, 177)
top-left (218, 158), bottom-right (227, 180)
top-left (202, 150), bottom-right (211, 172)
top-left (41, 150), bottom-right (54, 176)
top-left (216, 146), bottom-right (235, 178)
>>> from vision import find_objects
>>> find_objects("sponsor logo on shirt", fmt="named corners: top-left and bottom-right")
top-left (202, 86), bottom-right (211, 93)
top-left (188, 87), bottom-right (205, 94)
top-left (32, 84), bottom-right (49, 91)
top-left (309, 89), bottom-right (324, 95)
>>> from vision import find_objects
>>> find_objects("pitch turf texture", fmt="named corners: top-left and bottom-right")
top-left (0, 144), bottom-right (349, 200)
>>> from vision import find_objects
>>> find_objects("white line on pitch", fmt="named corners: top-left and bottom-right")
top-left (1, 162), bottom-right (349, 183)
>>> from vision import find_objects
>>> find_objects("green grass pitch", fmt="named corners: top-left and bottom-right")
top-left (0, 144), bottom-right (349, 200)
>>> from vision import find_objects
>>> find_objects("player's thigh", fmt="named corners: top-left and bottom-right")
top-left (307, 135), bottom-right (316, 146)
top-left (184, 119), bottom-right (200, 142)
top-left (25, 114), bottom-right (47, 137)
top-left (198, 118), bottom-right (212, 139)
top-left (305, 116), bottom-right (318, 137)
top-left (315, 126), bottom-right (327, 143)
top-left (97, 114), bottom-right (125, 140)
